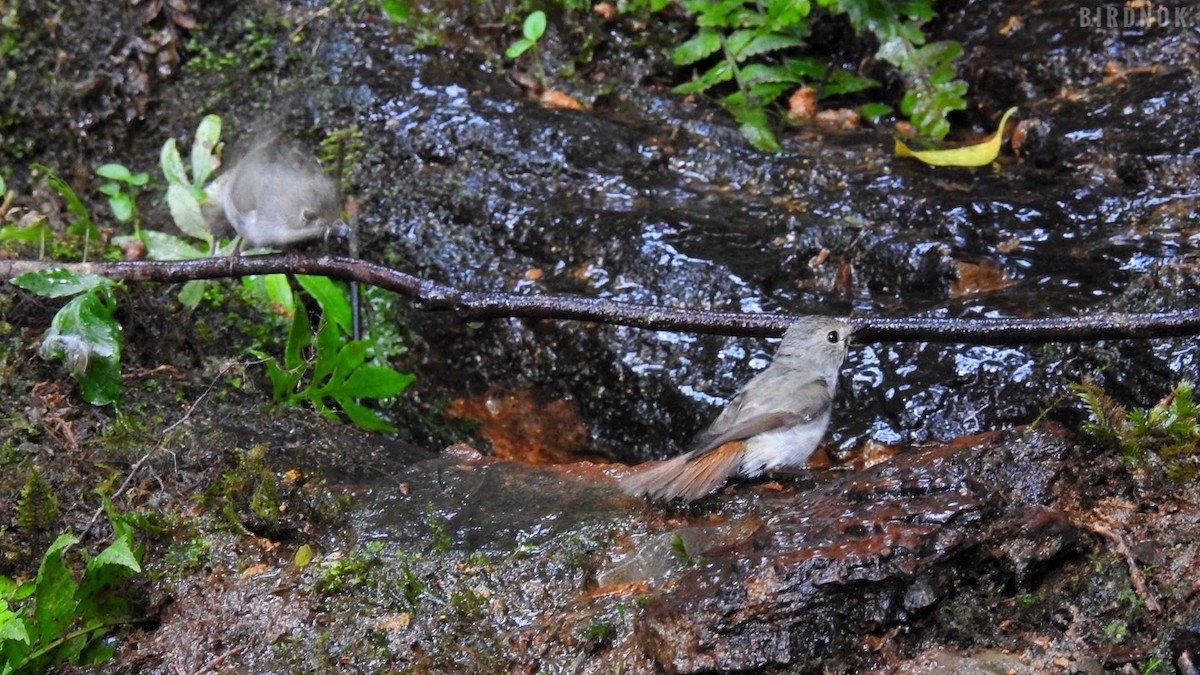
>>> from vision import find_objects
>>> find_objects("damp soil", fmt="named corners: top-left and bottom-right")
top-left (1, 0), bottom-right (1199, 673)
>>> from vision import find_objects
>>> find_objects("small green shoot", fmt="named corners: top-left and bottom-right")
top-left (670, 533), bottom-right (703, 567)
top-left (1139, 657), bottom-right (1166, 674)
top-left (424, 504), bottom-right (452, 554)
top-left (398, 566), bottom-right (424, 607)
top-left (1074, 380), bottom-right (1200, 480)
top-left (506, 10), bottom-right (548, 90)
top-left (94, 163), bottom-right (149, 227)
top-left (12, 269), bottom-right (124, 406)
top-left (0, 502), bottom-right (143, 674)
top-left (15, 467), bottom-right (59, 535)
top-left (0, 176), bottom-right (51, 258)
top-left (29, 164), bottom-right (100, 260)
top-left (1103, 620), bottom-right (1128, 644)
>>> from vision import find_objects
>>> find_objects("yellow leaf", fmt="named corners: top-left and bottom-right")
top-left (895, 107), bottom-right (1018, 167)
top-left (294, 544), bottom-right (315, 568)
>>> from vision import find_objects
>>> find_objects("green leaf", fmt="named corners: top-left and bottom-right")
top-left (506, 38), bottom-right (532, 59)
top-left (672, 59), bottom-right (734, 94)
top-left (263, 274), bottom-right (297, 317)
top-left (167, 183), bottom-right (213, 243)
top-left (726, 101), bottom-right (781, 151)
top-left (747, 81), bottom-right (793, 104)
top-left (11, 580), bottom-right (35, 602)
top-left (33, 534), bottom-right (80, 645)
top-left (284, 303), bottom-right (312, 372)
top-left (821, 69), bottom-right (879, 96)
top-left (380, 0), bottom-right (410, 23)
top-left (190, 114), bottom-right (222, 187)
top-left (106, 193), bottom-right (133, 222)
top-left (89, 534), bottom-right (141, 574)
top-left (160, 138), bottom-right (189, 187)
top-left (0, 607), bottom-right (30, 643)
top-left (294, 544), bottom-right (315, 568)
top-left (343, 366), bottom-right (414, 399)
top-left (295, 275), bottom-right (351, 336)
top-left (129, 172), bottom-right (150, 187)
top-left (12, 269), bottom-right (112, 298)
top-left (859, 101), bottom-right (893, 121)
top-left (738, 32), bottom-right (804, 59)
top-left (693, 0), bottom-right (744, 26)
top-left (39, 290), bottom-right (123, 405)
top-left (311, 320), bottom-right (351, 390)
top-left (334, 396), bottom-right (394, 432)
top-left (723, 29), bottom-right (754, 60)
top-left (672, 28), bottom-right (721, 66)
top-left (741, 63), bottom-right (801, 85)
top-left (262, 356), bottom-right (303, 402)
top-left (32, 164), bottom-right (93, 232)
top-left (522, 10), bottom-right (546, 41)
top-left (79, 640), bottom-right (117, 666)
top-left (177, 280), bottom-right (207, 309)
top-left (95, 164), bottom-right (133, 183)
top-left (765, 0), bottom-right (810, 28)
top-left (133, 229), bottom-right (207, 260)
top-left (0, 217), bottom-right (50, 244)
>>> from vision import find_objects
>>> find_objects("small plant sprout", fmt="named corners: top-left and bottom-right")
top-left (30, 163), bottom-right (100, 260)
top-left (159, 113), bottom-right (223, 252)
top-left (95, 163), bottom-right (149, 229)
top-left (506, 10), bottom-right (547, 90)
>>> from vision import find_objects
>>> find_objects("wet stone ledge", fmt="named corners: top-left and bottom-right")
top-left (635, 426), bottom-right (1081, 673)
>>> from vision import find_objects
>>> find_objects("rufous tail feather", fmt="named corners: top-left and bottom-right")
top-left (620, 442), bottom-right (746, 502)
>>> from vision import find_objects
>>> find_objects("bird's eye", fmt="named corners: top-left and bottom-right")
top-left (827, 330), bottom-right (840, 344)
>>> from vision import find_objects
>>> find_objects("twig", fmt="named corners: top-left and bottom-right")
top-left (85, 361), bottom-right (234, 530)
top-left (186, 643), bottom-right (247, 675)
top-left (1081, 518), bottom-right (1163, 615)
top-left (4, 255), bottom-right (1200, 343)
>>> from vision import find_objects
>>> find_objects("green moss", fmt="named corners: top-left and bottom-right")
top-left (185, 19), bottom-right (279, 75)
top-left (15, 465), bottom-right (58, 534)
top-left (1075, 380), bottom-right (1200, 480)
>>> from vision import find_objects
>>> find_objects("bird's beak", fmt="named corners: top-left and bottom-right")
top-left (327, 220), bottom-right (354, 242)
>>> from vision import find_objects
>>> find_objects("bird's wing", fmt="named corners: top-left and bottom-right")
top-left (688, 377), bottom-right (831, 455)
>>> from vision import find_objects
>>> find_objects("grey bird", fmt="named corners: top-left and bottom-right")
top-left (210, 137), bottom-right (348, 248)
top-left (621, 316), bottom-right (853, 502)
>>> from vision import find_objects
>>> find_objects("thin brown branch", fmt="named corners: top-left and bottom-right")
top-left (3, 255), bottom-right (1198, 343)
top-left (1080, 518), bottom-right (1163, 615)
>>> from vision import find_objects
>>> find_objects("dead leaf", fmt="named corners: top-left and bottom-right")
top-left (540, 89), bottom-right (585, 111)
top-left (896, 107), bottom-right (1018, 167)
top-left (787, 87), bottom-right (817, 120)
top-left (951, 261), bottom-right (1013, 297)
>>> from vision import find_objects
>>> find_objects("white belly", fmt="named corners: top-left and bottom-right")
top-left (739, 410), bottom-right (831, 476)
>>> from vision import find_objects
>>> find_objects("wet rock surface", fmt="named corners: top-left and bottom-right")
top-left (636, 427), bottom-right (1080, 673)
top-left (2, 0), bottom-right (1199, 673)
